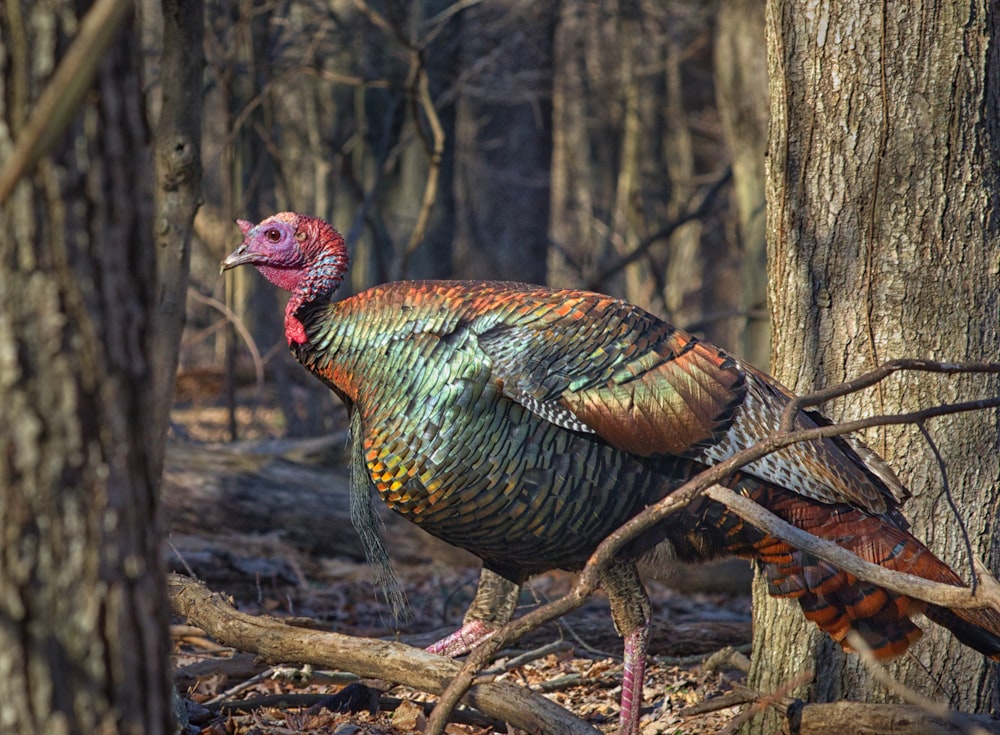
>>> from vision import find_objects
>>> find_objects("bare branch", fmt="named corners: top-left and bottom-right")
top-left (349, 0), bottom-right (411, 48)
top-left (716, 671), bottom-right (815, 735)
top-left (780, 359), bottom-right (1000, 433)
top-left (422, 0), bottom-right (487, 48)
top-left (397, 52), bottom-right (445, 279)
top-left (0, 0), bottom-right (132, 204)
top-left (575, 390), bottom-right (1000, 620)
top-left (704, 484), bottom-right (1000, 610)
top-left (917, 421), bottom-right (978, 590)
top-left (585, 166), bottom-right (733, 291)
top-left (187, 287), bottom-right (265, 399)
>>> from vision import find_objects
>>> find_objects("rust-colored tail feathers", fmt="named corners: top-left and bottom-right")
top-left (697, 483), bottom-right (1000, 661)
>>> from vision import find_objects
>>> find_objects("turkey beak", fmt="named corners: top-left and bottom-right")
top-left (220, 244), bottom-right (255, 274)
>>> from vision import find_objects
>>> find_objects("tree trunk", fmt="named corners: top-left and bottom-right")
top-left (748, 0), bottom-right (1000, 731)
top-left (0, 3), bottom-right (172, 733)
top-left (150, 0), bottom-right (204, 475)
top-left (452, 0), bottom-right (556, 284)
top-left (548, 1), bottom-right (736, 344)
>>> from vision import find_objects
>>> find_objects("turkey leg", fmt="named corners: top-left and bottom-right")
top-left (601, 559), bottom-right (652, 735)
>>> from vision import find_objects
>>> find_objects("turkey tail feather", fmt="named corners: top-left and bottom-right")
top-left (691, 482), bottom-right (1000, 661)
top-left (925, 606), bottom-right (1000, 662)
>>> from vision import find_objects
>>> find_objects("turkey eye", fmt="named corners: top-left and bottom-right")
top-left (266, 228), bottom-right (281, 243)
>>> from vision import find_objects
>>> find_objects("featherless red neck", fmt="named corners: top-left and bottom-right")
top-left (286, 217), bottom-right (348, 343)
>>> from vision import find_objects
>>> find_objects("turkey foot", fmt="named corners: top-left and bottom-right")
top-left (618, 623), bottom-right (650, 735)
top-left (425, 619), bottom-right (496, 657)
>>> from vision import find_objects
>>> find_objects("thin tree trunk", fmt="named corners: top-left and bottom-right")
top-left (150, 0), bottom-right (204, 472)
top-left (0, 2), bottom-right (172, 733)
top-left (748, 1), bottom-right (1000, 731)
top-left (715, 0), bottom-right (769, 370)
top-left (661, 25), bottom-right (705, 329)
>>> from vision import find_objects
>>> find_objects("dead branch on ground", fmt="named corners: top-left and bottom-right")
top-left (163, 439), bottom-right (476, 566)
top-left (167, 572), bottom-right (599, 735)
top-left (685, 677), bottom-right (1000, 734)
top-left (788, 701), bottom-right (1000, 735)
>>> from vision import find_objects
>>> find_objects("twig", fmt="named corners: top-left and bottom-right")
top-left (586, 166), bottom-right (733, 291)
top-left (422, 0), bottom-right (486, 48)
top-left (716, 672), bottom-right (813, 735)
top-left (844, 631), bottom-right (998, 735)
top-left (529, 673), bottom-right (582, 692)
top-left (171, 624), bottom-right (207, 638)
top-left (188, 287), bottom-right (265, 398)
top-left (704, 484), bottom-right (1000, 611)
top-left (168, 539), bottom-right (200, 580)
top-left (679, 688), bottom-right (757, 717)
top-left (350, 0), bottom-right (409, 47)
top-left (556, 618), bottom-right (622, 661)
top-left (483, 640), bottom-right (573, 675)
top-left (918, 420), bottom-right (977, 591)
top-left (779, 359), bottom-right (1000, 432)
top-left (0, 0), bottom-right (132, 203)
top-left (204, 667), bottom-right (277, 706)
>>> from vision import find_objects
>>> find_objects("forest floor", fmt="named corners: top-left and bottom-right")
top-left (168, 394), bottom-right (754, 735)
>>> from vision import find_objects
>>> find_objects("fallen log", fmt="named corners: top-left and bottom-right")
top-left (162, 439), bottom-right (751, 594)
top-left (162, 439), bottom-right (475, 566)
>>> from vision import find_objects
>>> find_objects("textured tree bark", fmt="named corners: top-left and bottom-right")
top-left (748, 0), bottom-right (1000, 732)
top-left (0, 3), bottom-right (172, 734)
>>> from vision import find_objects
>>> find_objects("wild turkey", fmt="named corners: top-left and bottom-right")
top-left (222, 212), bottom-right (1000, 735)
